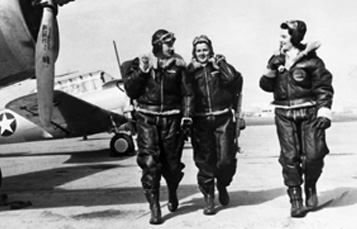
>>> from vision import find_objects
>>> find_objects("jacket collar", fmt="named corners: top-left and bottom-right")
top-left (283, 41), bottom-right (321, 70)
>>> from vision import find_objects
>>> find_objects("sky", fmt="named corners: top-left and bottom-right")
top-left (55, 0), bottom-right (357, 110)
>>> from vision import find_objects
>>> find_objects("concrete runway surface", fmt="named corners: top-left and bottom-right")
top-left (0, 121), bottom-right (357, 229)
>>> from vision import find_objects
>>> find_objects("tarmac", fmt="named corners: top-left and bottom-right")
top-left (0, 121), bottom-right (357, 229)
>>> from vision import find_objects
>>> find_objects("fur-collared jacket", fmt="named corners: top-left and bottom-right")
top-left (260, 44), bottom-right (334, 117)
top-left (187, 58), bottom-right (242, 115)
top-left (123, 52), bottom-right (193, 117)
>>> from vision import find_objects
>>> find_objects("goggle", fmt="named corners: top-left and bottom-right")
top-left (153, 32), bottom-right (176, 45)
top-left (192, 35), bottom-right (210, 46)
top-left (281, 20), bottom-right (298, 30)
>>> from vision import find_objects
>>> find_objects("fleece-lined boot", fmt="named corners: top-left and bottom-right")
top-left (167, 172), bottom-right (184, 212)
top-left (217, 181), bottom-right (230, 206)
top-left (199, 184), bottom-right (216, 215)
top-left (287, 186), bottom-right (306, 218)
top-left (305, 182), bottom-right (318, 208)
top-left (203, 194), bottom-right (216, 215)
top-left (144, 189), bottom-right (162, 225)
top-left (167, 189), bottom-right (178, 212)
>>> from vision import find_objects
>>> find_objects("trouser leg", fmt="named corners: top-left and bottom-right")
top-left (275, 108), bottom-right (305, 217)
top-left (215, 113), bottom-right (237, 206)
top-left (136, 112), bottom-right (161, 190)
top-left (192, 116), bottom-right (216, 215)
top-left (192, 116), bottom-right (216, 193)
top-left (135, 112), bottom-right (162, 224)
top-left (158, 115), bottom-right (185, 212)
top-left (301, 108), bottom-right (329, 208)
top-left (275, 109), bottom-right (303, 187)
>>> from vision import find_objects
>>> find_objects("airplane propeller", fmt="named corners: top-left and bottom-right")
top-left (35, 0), bottom-right (59, 127)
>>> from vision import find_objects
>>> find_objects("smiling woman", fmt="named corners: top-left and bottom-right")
top-left (260, 19), bottom-right (334, 218)
top-left (187, 34), bottom-right (243, 215)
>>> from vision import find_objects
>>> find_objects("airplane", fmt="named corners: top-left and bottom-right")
top-left (0, 1), bottom-right (135, 157)
top-left (0, 0), bottom-right (132, 203)
top-left (0, 70), bottom-right (136, 157)
top-left (0, 0), bottom-right (74, 128)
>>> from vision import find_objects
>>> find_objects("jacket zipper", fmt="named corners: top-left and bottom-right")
top-left (286, 69), bottom-right (295, 107)
top-left (286, 54), bottom-right (301, 107)
top-left (203, 66), bottom-right (213, 113)
top-left (160, 70), bottom-right (164, 112)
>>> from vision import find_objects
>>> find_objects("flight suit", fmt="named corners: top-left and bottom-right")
top-left (187, 57), bottom-right (243, 199)
top-left (124, 53), bottom-right (193, 197)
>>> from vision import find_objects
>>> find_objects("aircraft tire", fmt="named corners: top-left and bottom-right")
top-left (110, 133), bottom-right (135, 157)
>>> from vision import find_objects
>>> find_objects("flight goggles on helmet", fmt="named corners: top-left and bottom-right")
top-left (281, 20), bottom-right (306, 34)
top-left (192, 35), bottom-right (211, 46)
top-left (153, 32), bottom-right (176, 45)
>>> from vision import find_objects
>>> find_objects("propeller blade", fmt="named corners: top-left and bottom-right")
top-left (35, 1), bottom-right (59, 127)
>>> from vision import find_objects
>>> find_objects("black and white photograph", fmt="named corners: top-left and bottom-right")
top-left (0, 0), bottom-right (356, 228)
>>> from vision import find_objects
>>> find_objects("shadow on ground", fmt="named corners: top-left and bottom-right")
top-left (319, 187), bottom-right (357, 208)
top-left (0, 183), bottom-right (287, 212)
top-left (163, 187), bottom-right (286, 221)
top-left (0, 148), bottom-right (135, 164)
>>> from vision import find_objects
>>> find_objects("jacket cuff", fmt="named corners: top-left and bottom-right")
top-left (264, 70), bottom-right (277, 78)
top-left (317, 107), bottom-right (332, 120)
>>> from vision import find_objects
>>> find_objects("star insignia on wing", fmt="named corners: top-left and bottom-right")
top-left (0, 112), bottom-right (17, 137)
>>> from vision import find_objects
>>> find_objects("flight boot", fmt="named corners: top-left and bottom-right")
top-left (305, 182), bottom-right (318, 209)
top-left (217, 181), bottom-right (230, 206)
top-left (144, 189), bottom-right (162, 225)
top-left (199, 184), bottom-right (216, 215)
top-left (203, 194), bottom-right (216, 215)
top-left (167, 190), bottom-right (178, 212)
top-left (167, 172), bottom-right (184, 212)
top-left (287, 186), bottom-right (306, 218)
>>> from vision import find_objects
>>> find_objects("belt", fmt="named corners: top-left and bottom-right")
top-left (273, 98), bottom-right (316, 109)
top-left (136, 104), bottom-right (181, 116)
top-left (194, 108), bottom-right (231, 117)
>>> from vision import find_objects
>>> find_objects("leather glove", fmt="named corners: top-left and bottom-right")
top-left (315, 117), bottom-right (331, 129)
top-left (214, 54), bottom-right (226, 64)
top-left (180, 117), bottom-right (192, 137)
top-left (264, 70), bottom-right (277, 78)
top-left (139, 55), bottom-right (152, 73)
top-left (239, 118), bottom-right (246, 130)
top-left (267, 55), bottom-right (285, 71)
top-left (208, 57), bottom-right (219, 69)
top-left (208, 54), bottom-right (225, 69)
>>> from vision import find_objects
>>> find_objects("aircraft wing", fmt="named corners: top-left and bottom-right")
top-left (5, 90), bottom-right (128, 138)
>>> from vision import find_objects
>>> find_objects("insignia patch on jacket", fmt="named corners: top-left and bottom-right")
top-left (292, 69), bottom-right (307, 82)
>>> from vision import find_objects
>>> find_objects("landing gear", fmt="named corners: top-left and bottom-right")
top-left (110, 133), bottom-right (135, 157)
top-left (0, 167), bottom-right (7, 204)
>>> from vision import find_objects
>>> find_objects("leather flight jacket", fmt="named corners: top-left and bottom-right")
top-left (260, 51), bottom-right (333, 110)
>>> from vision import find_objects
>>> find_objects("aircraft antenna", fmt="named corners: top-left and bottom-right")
top-left (113, 40), bottom-right (122, 78)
